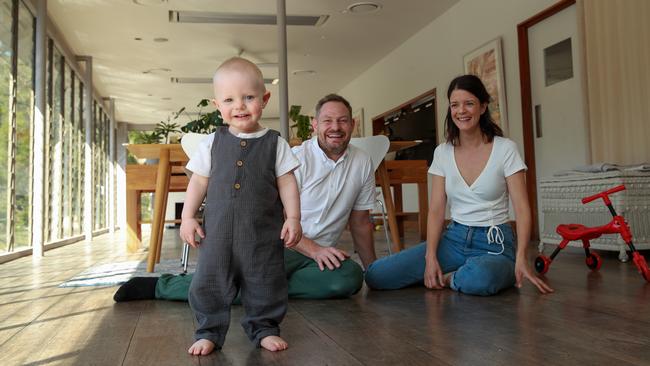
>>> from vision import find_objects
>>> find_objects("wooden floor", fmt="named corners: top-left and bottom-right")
top-left (1, 225), bottom-right (650, 366)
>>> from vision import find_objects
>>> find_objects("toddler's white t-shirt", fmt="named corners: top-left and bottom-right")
top-left (185, 128), bottom-right (299, 178)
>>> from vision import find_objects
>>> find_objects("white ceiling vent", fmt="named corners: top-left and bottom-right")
top-left (169, 11), bottom-right (329, 27)
top-left (171, 77), bottom-right (277, 84)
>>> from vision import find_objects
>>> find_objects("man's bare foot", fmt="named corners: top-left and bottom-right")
top-left (260, 335), bottom-right (288, 352)
top-left (188, 339), bottom-right (215, 356)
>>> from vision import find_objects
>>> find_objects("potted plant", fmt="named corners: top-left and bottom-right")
top-left (180, 99), bottom-right (224, 134)
top-left (152, 107), bottom-right (185, 143)
top-left (289, 105), bottom-right (312, 145)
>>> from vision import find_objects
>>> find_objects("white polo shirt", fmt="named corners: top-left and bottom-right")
top-left (293, 136), bottom-right (375, 247)
top-left (185, 128), bottom-right (299, 178)
top-left (428, 136), bottom-right (526, 227)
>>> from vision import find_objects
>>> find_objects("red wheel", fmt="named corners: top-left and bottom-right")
top-left (585, 252), bottom-right (602, 271)
top-left (632, 252), bottom-right (650, 283)
top-left (535, 255), bottom-right (552, 274)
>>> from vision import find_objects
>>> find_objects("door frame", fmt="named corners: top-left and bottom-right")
top-left (517, 0), bottom-right (575, 239)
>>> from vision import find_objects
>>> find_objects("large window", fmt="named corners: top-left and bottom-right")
top-left (47, 46), bottom-right (63, 242)
top-left (0, 0), bottom-right (34, 253)
top-left (14, 0), bottom-right (34, 249)
top-left (0, 0), bottom-right (12, 252)
top-left (1, 0), bottom-right (114, 255)
top-left (62, 62), bottom-right (72, 238)
top-left (93, 103), bottom-right (108, 231)
top-left (74, 76), bottom-right (84, 236)
top-left (45, 44), bottom-right (101, 241)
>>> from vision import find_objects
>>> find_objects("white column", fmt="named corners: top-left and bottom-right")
top-left (116, 122), bottom-right (128, 238)
top-left (276, 0), bottom-right (289, 139)
top-left (32, 0), bottom-right (47, 256)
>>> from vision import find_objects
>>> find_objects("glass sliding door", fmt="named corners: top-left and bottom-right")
top-left (62, 63), bottom-right (72, 238)
top-left (75, 77), bottom-right (84, 236)
top-left (14, 0), bottom-right (35, 249)
top-left (0, 0), bottom-right (12, 252)
top-left (47, 47), bottom-right (63, 242)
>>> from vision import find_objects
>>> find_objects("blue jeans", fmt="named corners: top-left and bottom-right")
top-left (365, 221), bottom-right (516, 296)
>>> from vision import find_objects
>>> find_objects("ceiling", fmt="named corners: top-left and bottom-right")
top-left (47, 0), bottom-right (458, 126)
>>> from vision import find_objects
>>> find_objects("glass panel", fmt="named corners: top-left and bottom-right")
top-left (95, 107), bottom-right (106, 230)
top-left (48, 47), bottom-right (63, 241)
top-left (70, 73), bottom-right (78, 236)
top-left (0, 0), bottom-right (12, 252)
top-left (75, 78), bottom-right (84, 235)
top-left (99, 112), bottom-right (105, 229)
top-left (544, 38), bottom-right (573, 87)
top-left (93, 101), bottom-right (99, 230)
top-left (62, 62), bottom-right (72, 238)
top-left (14, 1), bottom-right (34, 248)
top-left (102, 112), bottom-right (108, 228)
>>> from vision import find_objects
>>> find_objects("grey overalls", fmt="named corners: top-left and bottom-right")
top-left (189, 127), bottom-right (287, 349)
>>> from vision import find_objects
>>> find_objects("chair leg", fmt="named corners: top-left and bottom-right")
top-left (181, 242), bottom-right (190, 274)
top-left (377, 199), bottom-right (392, 254)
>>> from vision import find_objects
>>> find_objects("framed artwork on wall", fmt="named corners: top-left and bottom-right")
top-left (463, 37), bottom-right (508, 133)
top-left (352, 108), bottom-right (365, 137)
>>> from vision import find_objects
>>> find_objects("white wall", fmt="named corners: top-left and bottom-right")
top-left (339, 0), bottom-right (557, 212)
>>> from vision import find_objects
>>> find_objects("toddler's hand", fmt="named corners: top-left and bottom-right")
top-left (180, 218), bottom-right (205, 248)
top-left (281, 218), bottom-right (302, 248)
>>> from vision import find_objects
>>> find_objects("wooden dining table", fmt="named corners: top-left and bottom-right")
top-left (125, 140), bottom-right (422, 271)
top-left (125, 144), bottom-right (189, 272)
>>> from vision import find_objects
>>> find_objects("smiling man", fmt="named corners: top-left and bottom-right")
top-left (287, 94), bottom-right (377, 295)
top-left (115, 94), bottom-right (378, 302)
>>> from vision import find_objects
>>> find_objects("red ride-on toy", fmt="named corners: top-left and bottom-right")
top-left (535, 184), bottom-right (650, 282)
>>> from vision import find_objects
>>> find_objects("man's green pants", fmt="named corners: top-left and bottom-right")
top-left (156, 249), bottom-right (364, 300)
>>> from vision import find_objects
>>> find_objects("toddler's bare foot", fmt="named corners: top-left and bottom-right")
top-left (260, 335), bottom-right (288, 352)
top-left (188, 339), bottom-right (215, 356)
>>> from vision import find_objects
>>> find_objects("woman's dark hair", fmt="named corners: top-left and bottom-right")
top-left (444, 74), bottom-right (503, 145)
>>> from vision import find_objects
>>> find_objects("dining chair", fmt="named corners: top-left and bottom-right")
top-left (349, 135), bottom-right (393, 253)
top-left (179, 132), bottom-right (208, 272)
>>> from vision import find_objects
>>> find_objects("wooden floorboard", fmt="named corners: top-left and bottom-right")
top-left (1, 227), bottom-right (649, 365)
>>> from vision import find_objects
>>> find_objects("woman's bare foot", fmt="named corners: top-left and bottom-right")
top-left (260, 335), bottom-right (288, 352)
top-left (443, 271), bottom-right (455, 288)
top-left (188, 339), bottom-right (215, 356)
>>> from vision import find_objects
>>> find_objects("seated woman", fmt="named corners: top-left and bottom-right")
top-left (365, 75), bottom-right (553, 296)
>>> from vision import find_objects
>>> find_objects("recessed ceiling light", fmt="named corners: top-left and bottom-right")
top-left (169, 11), bottom-right (329, 27)
top-left (345, 2), bottom-right (382, 14)
top-left (133, 0), bottom-right (168, 5)
top-left (271, 78), bottom-right (279, 85)
top-left (292, 70), bottom-right (317, 76)
top-left (153, 37), bottom-right (169, 43)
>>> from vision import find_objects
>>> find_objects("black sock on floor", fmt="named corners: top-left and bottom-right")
top-left (113, 277), bottom-right (159, 302)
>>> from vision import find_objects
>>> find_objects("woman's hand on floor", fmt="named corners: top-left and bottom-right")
top-left (515, 258), bottom-right (554, 294)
